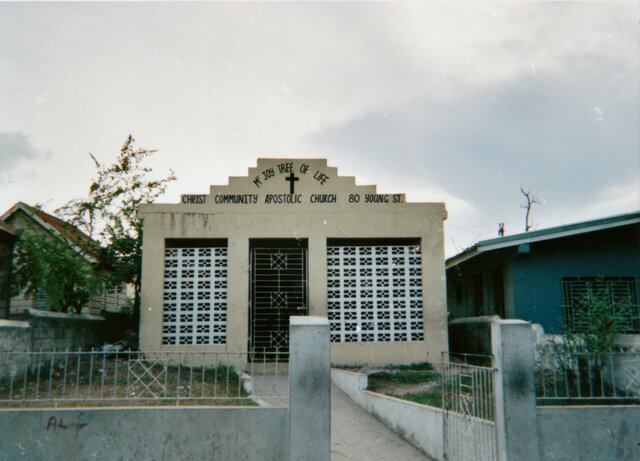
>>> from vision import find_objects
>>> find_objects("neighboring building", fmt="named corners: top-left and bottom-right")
top-left (1, 202), bottom-right (127, 317)
top-left (0, 221), bottom-right (16, 318)
top-left (446, 211), bottom-right (640, 334)
top-left (138, 158), bottom-right (448, 366)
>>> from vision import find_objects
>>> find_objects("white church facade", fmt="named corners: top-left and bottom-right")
top-left (138, 159), bottom-right (448, 365)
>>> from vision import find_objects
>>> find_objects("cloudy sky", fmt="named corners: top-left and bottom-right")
top-left (1, 2), bottom-right (638, 256)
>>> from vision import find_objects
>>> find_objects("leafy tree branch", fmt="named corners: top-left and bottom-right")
top-left (56, 134), bottom-right (176, 325)
top-left (13, 231), bottom-right (100, 314)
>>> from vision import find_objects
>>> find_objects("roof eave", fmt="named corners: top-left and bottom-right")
top-left (2, 203), bottom-right (100, 264)
top-left (446, 215), bottom-right (640, 269)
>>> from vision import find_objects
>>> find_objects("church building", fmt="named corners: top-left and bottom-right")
top-left (139, 159), bottom-right (448, 366)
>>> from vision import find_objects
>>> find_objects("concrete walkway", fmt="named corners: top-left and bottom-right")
top-left (251, 373), bottom-right (432, 460)
top-left (331, 384), bottom-right (432, 461)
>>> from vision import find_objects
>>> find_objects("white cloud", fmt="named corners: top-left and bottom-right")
top-left (0, 132), bottom-right (49, 171)
top-left (549, 180), bottom-right (640, 226)
top-left (0, 2), bottom-right (636, 250)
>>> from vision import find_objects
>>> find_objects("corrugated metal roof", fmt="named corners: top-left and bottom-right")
top-left (447, 210), bottom-right (640, 268)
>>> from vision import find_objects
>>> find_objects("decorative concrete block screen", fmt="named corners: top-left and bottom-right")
top-left (162, 241), bottom-right (228, 345)
top-left (327, 242), bottom-right (424, 343)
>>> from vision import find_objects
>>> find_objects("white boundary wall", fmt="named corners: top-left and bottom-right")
top-left (331, 368), bottom-right (444, 461)
top-left (536, 405), bottom-right (639, 461)
top-left (0, 406), bottom-right (289, 460)
top-left (0, 317), bottom-right (331, 461)
top-left (334, 321), bottom-right (640, 461)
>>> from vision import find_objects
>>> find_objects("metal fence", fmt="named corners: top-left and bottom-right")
top-left (441, 353), bottom-right (499, 461)
top-left (536, 351), bottom-right (640, 403)
top-left (0, 349), bottom-right (289, 407)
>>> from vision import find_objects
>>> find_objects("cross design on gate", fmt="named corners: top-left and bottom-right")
top-left (270, 330), bottom-right (289, 348)
top-left (271, 253), bottom-right (287, 270)
top-left (271, 291), bottom-right (288, 309)
top-left (127, 359), bottom-right (168, 398)
top-left (285, 172), bottom-right (299, 194)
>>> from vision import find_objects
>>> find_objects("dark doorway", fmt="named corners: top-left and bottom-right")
top-left (249, 239), bottom-right (308, 361)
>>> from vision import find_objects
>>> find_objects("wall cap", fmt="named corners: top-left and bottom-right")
top-left (290, 316), bottom-right (329, 326)
top-left (23, 308), bottom-right (105, 322)
top-left (449, 315), bottom-right (500, 325)
top-left (0, 320), bottom-right (30, 329)
top-left (492, 319), bottom-right (530, 326)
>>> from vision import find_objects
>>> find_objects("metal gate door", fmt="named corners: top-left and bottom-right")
top-left (250, 243), bottom-right (308, 361)
top-left (442, 353), bottom-right (499, 461)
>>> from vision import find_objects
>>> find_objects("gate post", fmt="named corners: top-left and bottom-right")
top-left (289, 316), bottom-right (331, 461)
top-left (491, 319), bottom-right (540, 461)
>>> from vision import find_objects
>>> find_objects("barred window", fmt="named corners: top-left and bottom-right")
top-left (162, 240), bottom-right (228, 345)
top-left (327, 239), bottom-right (424, 343)
top-left (562, 276), bottom-right (639, 333)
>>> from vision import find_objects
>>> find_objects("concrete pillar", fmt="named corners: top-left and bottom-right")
top-left (491, 319), bottom-right (540, 461)
top-left (289, 316), bottom-right (330, 461)
top-left (307, 236), bottom-right (327, 318)
top-left (227, 236), bottom-right (249, 352)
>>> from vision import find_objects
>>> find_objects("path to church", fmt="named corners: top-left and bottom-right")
top-left (251, 375), bottom-right (432, 460)
top-left (331, 385), bottom-right (432, 461)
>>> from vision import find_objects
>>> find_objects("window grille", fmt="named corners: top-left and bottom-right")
top-left (562, 276), bottom-right (639, 333)
top-left (327, 244), bottom-right (424, 343)
top-left (162, 245), bottom-right (228, 345)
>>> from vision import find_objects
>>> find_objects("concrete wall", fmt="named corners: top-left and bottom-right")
top-left (0, 319), bottom-right (30, 378)
top-left (448, 315), bottom-right (498, 357)
top-left (0, 406), bottom-right (289, 461)
top-left (0, 316), bottom-right (331, 461)
top-left (332, 320), bottom-right (640, 461)
top-left (617, 333), bottom-right (640, 352)
top-left (23, 308), bottom-right (106, 352)
top-left (493, 319), bottom-right (639, 461)
top-left (331, 368), bottom-right (444, 461)
top-left (537, 406), bottom-right (640, 461)
top-left (0, 319), bottom-right (29, 352)
top-left (0, 310), bottom-right (105, 379)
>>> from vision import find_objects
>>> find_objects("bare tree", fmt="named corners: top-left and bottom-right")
top-left (520, 186), bottom-right (541, 232)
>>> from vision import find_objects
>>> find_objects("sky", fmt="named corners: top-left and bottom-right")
top-left (1, 2), bottom-right (638, 257)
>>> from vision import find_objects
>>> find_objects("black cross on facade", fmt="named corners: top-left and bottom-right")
top-left (285, 172), bottom-right (299, 194)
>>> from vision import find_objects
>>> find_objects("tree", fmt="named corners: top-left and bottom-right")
top-left (57, 135), bottom-right (176, 328)
top-left (556, 286), bottom-right (636, 397)
top-left (13, 231), bottom-right (100, 314)
top-left (520, 186), bottom-right (541, 232)
top-left (566, 287), bottom-right (634, 354)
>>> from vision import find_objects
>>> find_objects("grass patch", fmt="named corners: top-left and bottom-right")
top-left (366, 366), bottom-right (442, 407)
top-left (397, 390), bottom-right (443, 407)
top-left (367, 370), bottom-right (440, 390)
top-left (384, 361), bottom-right (434, 371)
top-left (331, 364), bottom-right (363, 372)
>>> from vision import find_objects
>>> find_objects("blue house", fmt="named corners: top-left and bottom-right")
top-left (446, 211), bottom-right (640, 334)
